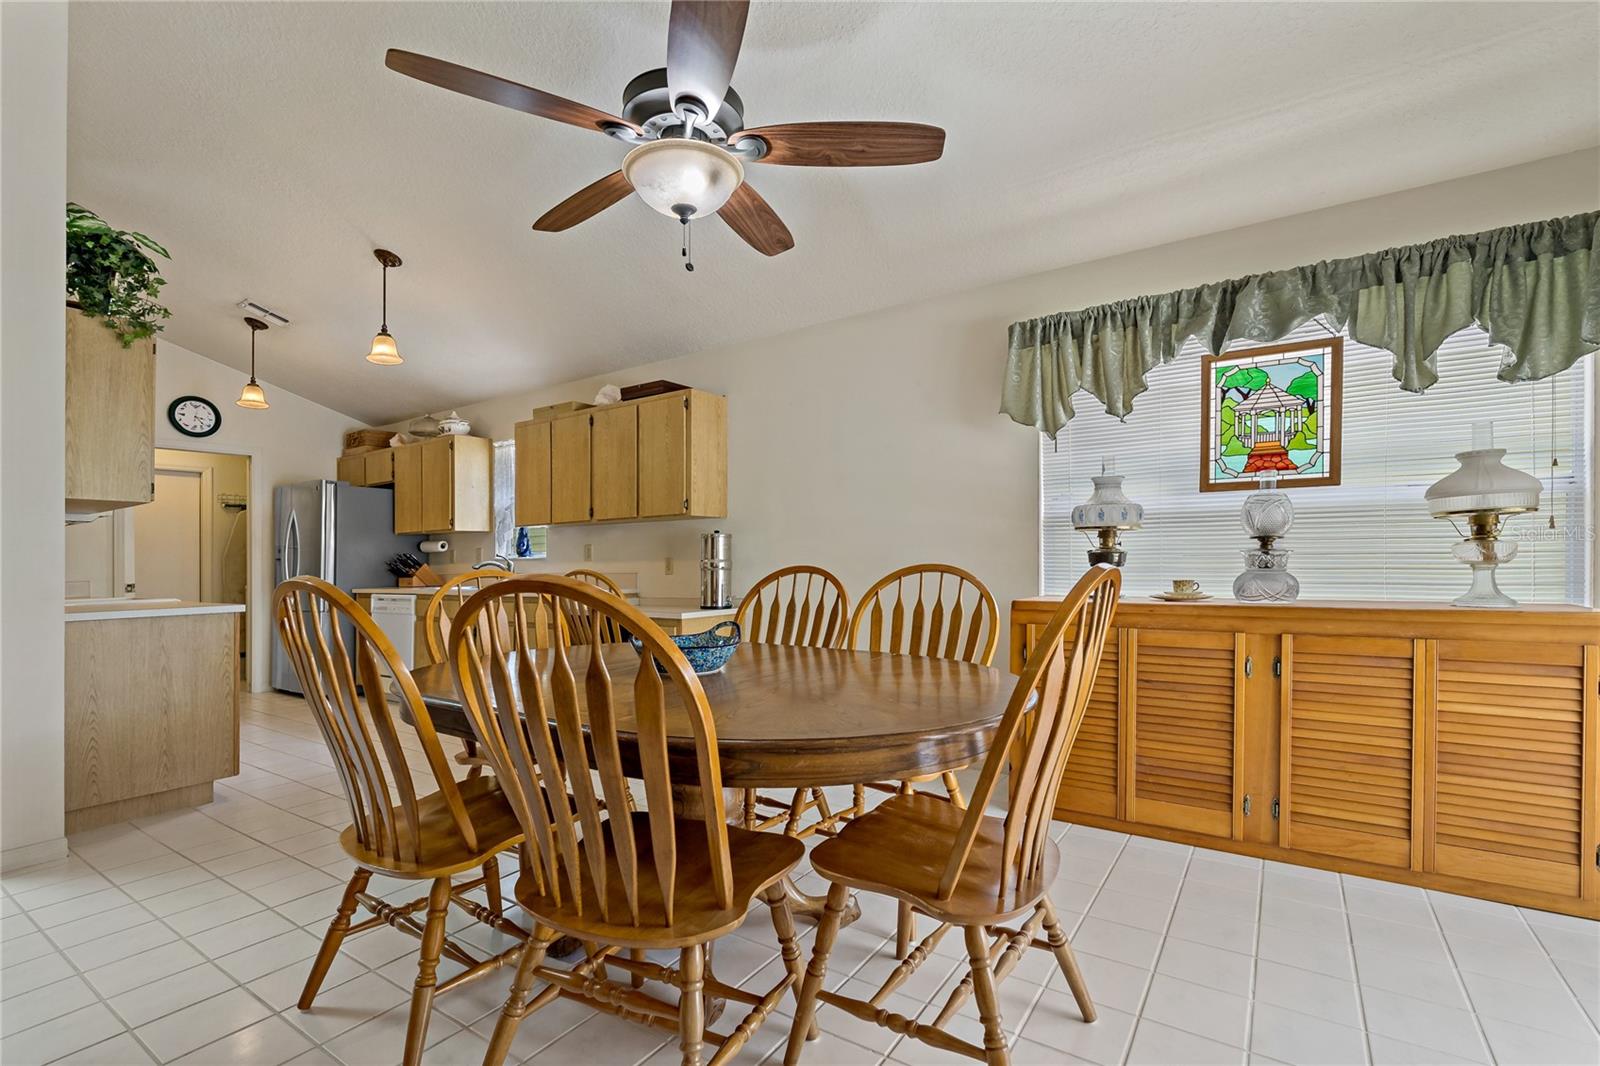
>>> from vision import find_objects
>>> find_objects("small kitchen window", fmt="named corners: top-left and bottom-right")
top-left (493, 439), bottom-right (546, 560)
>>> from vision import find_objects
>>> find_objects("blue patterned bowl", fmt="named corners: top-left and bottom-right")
top-left (632, 620), bottom-right (742, 675)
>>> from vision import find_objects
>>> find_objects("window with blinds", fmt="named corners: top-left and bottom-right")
top-left (492, 439), bottom-right (546, 560)
top-left (1040, 322), bottom-right (1592, 604)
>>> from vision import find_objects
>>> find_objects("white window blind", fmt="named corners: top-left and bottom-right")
top-left (492, 440), bottom-right (546, 560)
top-left (1041, 322), bottom-right (1592, 604)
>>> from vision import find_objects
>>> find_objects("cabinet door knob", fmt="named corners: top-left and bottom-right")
top-left (1243, 656), bottom-right (1253, 678)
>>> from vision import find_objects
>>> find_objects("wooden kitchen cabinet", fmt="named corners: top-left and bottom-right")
top-left (513, 419), bottom-right (552, 526)
top-left (65, 308), bottom-right (155, 513)
top-left (1127, 628), bottom-right (1241, 840)
top-left (515, 389), bottom-right (727, 526)
top-left (591, 404), bottom-right (638, 521)
top-left (392, 436), bottom-right (491, 534)
top-left (550, 413), bottom-right (591, 524)
top-left (364, 448), bottom-right (395, 486)
top-left (1010, 597), bottom-right (1600, 918)
top-left (336, 453), bottom-right (366, 485)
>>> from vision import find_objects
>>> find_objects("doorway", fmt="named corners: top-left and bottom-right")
top-left (135, 468), bottom-right (207, 600)
top-left (138, 449), bottom-right (251, 680)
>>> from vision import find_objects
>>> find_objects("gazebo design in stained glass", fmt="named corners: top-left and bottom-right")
top-left (1200, 337), bottom-right (1342, 491)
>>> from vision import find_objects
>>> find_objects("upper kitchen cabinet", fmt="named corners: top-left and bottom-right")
top-left (335, 447), bottom-right (398, 488)
top-left (65, 308), bottom-right (155, 513)
top-left (638, 391), bottom-right (726, 518)
top-left (516, 389), bottom-right (726, 526)
top-left (392, 435), bottom-right (491, 534)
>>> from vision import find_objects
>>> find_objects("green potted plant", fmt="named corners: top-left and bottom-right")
top-left (65, 202), bottom-right (171, 347)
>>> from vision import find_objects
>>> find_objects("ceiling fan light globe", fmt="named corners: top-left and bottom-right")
top-left (236, 381), bottom-right (269, 409)
top-left (366, 329), bottom-right (403, 365)
top-left (622, 139), bottom-right (743, 219)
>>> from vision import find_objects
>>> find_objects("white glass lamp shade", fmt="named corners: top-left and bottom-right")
top-left (622, 139), bottom-right (744, 219)
top-left (366, 329), bottom-right (402, 366)
top-left (1071, 474), bottom-right (1144, 532)
top-left (235, 380), bottom-right (269, 410)
top-left (1424, 448), bottom-right (1541, 517)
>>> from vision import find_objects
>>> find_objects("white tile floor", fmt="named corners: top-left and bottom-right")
top-left (2, 691), bottom-right (1597, 1065)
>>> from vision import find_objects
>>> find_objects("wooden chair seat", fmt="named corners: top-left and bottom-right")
top-left (339, 776), bottom-right (526, 879)
top-left (514, 812), bottom-right (805, 948)
top-left (809, 794), bottom-right (1056, 925)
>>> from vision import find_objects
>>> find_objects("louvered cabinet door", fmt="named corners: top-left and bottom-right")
top-left (1128, 629), bottom-right (1240, 838)
top-left (1282, 635), bottom-right (1417, 868)
top-left (1430, 640), bottom-right (1591, 900)
top-left (1056, 628), bottom-right (1124, 819)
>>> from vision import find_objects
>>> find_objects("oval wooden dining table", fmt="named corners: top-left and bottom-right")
top-left (407, 641), bottom-right (1013, 927)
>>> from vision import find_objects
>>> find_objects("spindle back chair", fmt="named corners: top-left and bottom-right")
top-left (422, 569), bottom-right (519, 664)
top-left (738, 565), bottom-right (851, 650)
top-left (562, 566), bottom-right (628, 643)
top-left (785, 565), bottom-right (1122, 1066)
top-left (273, 577), bottom-right (527, 1066)
top-left (449, 576), bottom-right (806, 1066)
top-left (735, 565), bottom-right (857, 839)
top-left (847, 563), bottom-right (998, 666)
top-left (848, 563), bottom-right (1000, 952)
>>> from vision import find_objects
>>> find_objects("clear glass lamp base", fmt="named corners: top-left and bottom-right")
top-left (1453, 563), bottom-right (1519, 608)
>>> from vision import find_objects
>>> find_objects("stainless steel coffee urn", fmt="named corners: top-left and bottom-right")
top-left (700, 530), bottom-right (732, 609)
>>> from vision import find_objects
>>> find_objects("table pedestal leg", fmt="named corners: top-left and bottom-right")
top-left (777, 873), bottom-right (863, 926)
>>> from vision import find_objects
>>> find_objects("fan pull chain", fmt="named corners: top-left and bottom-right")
top-left (681, 216), bottom-right (694, 272)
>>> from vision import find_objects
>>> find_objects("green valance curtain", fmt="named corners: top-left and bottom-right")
top-left (1002, 212), bottom-right (1600, 438)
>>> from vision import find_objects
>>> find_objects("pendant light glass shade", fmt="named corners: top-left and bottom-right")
top-left (237, 316), bottom-right (270, 409)
top-left (366, 328), bottom-right (401, 365)
top-left (365, 249), bottom-right (403, 365)
top-left (622, 139), bottom-right (744, 219)
top-left (236, 380), bottom-right (269, 409)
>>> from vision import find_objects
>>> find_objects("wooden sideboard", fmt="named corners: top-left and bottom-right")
top-left (1009, 597), bottom-right (1600, 918)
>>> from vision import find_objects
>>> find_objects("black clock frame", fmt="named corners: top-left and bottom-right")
top-left (167, 395), bottom-right (222, 438)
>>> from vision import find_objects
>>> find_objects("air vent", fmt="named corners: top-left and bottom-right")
top-left (235, 299), bottom-right (290, 327)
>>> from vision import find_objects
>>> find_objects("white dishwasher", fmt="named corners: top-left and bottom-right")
top-left (368, 593), bottom-right (418, 683)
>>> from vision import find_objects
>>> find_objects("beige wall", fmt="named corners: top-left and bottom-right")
top-left (401, 149), bottom-right (1600, 665)
top-left (1, 2), bottom-right (69, 870)
top-left (152, 341), bottom-right (360, 691)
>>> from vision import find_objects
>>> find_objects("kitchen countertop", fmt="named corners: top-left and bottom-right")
top-left (65, 600), bottom-right (247, 623)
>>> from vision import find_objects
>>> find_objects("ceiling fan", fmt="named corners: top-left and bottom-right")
top-left (385, 0), bottom-right (945, 264)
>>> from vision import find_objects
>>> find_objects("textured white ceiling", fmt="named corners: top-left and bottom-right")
top-left (68, 2), bottom-right (1599, 424)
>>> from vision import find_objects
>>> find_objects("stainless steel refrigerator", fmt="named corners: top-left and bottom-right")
top-left (271, 480), bottom-right (415, 693)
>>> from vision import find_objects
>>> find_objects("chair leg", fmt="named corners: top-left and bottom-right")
top-left (1040, 896), bottom-right (1095, 1022)
top-left (483, 927), bottom-right (554, 1066)
top-left (298, 868), bottom-right (370, 1009)
top-left (784, 882), bottom-right (850, 1065)
top-left (764, 884), bottom-right (805, 1013)
top-left (482, 853), bottom-right (503, 915)
top-left (896, 901), bottom-right (914, 959)
top-left (964, 924), bottom-right (1009, 1066)
top-left (402, 877), bottom-right (453, 1066)
top-left (678, 943), bottom-right (706, 1066)
top-left (942, 770), bottom-right (966, 808)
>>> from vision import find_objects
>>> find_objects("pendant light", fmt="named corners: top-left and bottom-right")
top-left (236, 316), bottom-right (270, 409)
top-left (365, 248), bottom-right (403, 365)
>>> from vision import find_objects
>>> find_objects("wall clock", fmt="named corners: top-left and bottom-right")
top-left (168, 395), bottom-right (222, 438)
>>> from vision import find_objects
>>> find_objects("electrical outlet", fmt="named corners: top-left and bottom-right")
top-left (665, 556), bottom-right (674, 576)
top-left (584, 543), bottom-right (593, 561)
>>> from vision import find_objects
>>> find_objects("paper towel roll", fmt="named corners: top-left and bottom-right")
top-left (419, 539), bottom-right (450, 554)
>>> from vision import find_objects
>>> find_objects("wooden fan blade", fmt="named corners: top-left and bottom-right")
top-left (666, 1), bottom-right (749, 122)
top-left (730, 122), bottom-right (946, 166)
top-left (386, 49), bottom-right (640, 135)
top-left (533, 171), bottom-right (634, 232)
top-left (717, 183), bottom-right (793, 256)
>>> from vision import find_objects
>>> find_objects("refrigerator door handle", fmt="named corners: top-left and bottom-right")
top-left (284, 511), bottom-right (300, 582)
